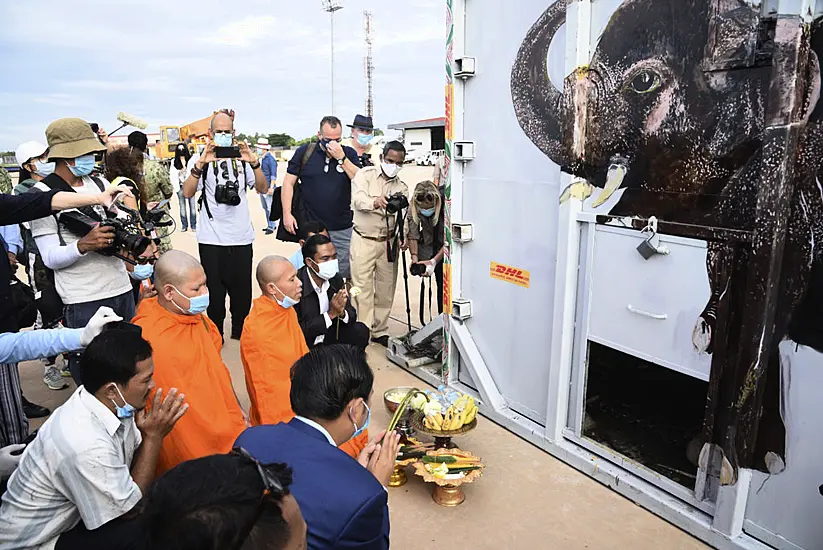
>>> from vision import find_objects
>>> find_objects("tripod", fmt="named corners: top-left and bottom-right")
top-left (387, 209), bottom-right (412, 333)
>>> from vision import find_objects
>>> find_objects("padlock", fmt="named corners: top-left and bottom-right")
top-left (637, 235), bottom-right (658, 259)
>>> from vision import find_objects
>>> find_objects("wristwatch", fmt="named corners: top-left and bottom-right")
top-left (337, 156), bottom-right (347, 164)
top-left (250, 161), bottom-right (261, 170)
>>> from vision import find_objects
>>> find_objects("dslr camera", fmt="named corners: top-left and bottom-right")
top-left (410, 262), bottom-right (428, 276)
top-left (215, 180), bottom-right (241, 206)
top-left (386, 193), bottom-right (409, 214)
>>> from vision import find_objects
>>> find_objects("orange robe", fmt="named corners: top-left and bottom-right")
top-left (133, 297), bottom-right (247, 475)
top-left (240, 295), bottom-right (368, 458)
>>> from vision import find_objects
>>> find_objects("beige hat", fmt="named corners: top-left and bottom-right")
top-left (46, 118), bottom-right (107, 160)
top-left (256, 137), bottom-right (271, 149)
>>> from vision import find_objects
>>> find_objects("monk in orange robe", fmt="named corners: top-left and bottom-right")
top-left (242, 255), bottom-right (368, 458)
top-left (133, 250), bottom-right (247, 475)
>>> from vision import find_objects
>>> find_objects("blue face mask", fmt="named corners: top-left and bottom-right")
top-left (213, 133), bottom-right (233, 147)
top-left (419, 207), bottom-right (435, 217)
top-left (272, 283), bottom-right (298, 309)
top-left (34, 160), bottom-right (56, 177)
top-left (351, 401), bottom-right (371, 439)
top-left (131, 263), bottom-right (154, 281)
top-left (69, 154), bottom-right (96, 177)
top-left (356, 134), bottom-right (373, 146)
top-left (172, 286), bottom-right (210, 315)
top-left (110, 384), bottom-right (136, 419)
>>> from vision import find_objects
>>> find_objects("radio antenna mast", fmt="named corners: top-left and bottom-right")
top-left (364, 10), bottom-right (374, 118)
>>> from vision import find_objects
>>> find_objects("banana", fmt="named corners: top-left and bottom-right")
top-left (451, 408), bottom-right (465, 430)
top-left (464, 404), bottom-right (478, 424)
top-left (433, 412), bottom-right (444, 430)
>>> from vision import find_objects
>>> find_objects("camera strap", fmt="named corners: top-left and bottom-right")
top-left (40, 174), bottom-right (106, 246)
top-left (198, 159), bottom-right (244, 220)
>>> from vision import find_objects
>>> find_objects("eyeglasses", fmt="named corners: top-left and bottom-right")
top-left (230, 447), bottom-right (288, 549)
top-left (214, 130), bottom-right (232, 136)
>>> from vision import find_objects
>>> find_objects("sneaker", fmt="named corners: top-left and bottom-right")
top-left (181, 227), bottom-right (188, 233)
top-left (60, 365), bottom-right (72, 378)
top-left (44, 366), bottom-right (69, 390)
top-left (264, 228), bottom-right (274, 235)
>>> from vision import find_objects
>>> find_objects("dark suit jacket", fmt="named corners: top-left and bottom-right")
top-left (294, 267), bottom-right (358, 347)
top-left (235, 419), bottom-right (390, 550)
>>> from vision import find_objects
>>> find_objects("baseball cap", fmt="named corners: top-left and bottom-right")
top-left (46, 118), bottom-right (107, 160)
top-left (15, 141), bottom-right (48, 167)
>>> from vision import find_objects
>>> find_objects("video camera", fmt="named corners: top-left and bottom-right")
top-left (59, 199), bottom-right (174, 265)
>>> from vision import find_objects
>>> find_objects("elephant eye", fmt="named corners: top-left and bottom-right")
top-left (629, 70), bottom-right (662, 94)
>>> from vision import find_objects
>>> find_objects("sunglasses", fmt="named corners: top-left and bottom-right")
top-left (230, 447), bottom-right (288, 548)
top-left (415, 192), bottom-right (435, 202)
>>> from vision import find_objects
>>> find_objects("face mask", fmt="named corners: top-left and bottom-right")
top-left (356, 134), bottom-right (373, 146)
top-left (272, 283), bottom-right (298, 309)
top-left (310, 258), bottom-right (339, 281)
top-left (351, 401), bottom-right (371, 440)
top-left (381, 162), bottom-right (400, 179)
top-left (69, 154), bottom-right (96, 177)
top-left (213, 133), bottom-right (233, 147)
top-left (34, 160), bottom-right (56, 177)
top-left (171, 286), bottom-right (210, 315)
top-left (110, 384), bottom-right (136, 419)
top-left (132, 263), bottom-right (154, 280)
top-left (419, 207), bottom-right (435, 217)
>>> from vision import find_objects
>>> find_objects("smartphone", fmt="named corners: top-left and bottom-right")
top-left (215, 146), bottom-right (241, 159)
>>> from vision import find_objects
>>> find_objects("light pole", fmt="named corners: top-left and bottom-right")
top-left (322, 0), bottom-right (344, 113)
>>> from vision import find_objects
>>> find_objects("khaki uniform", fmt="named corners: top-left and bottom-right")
top-left (350, 166), bottom-right (409, 338)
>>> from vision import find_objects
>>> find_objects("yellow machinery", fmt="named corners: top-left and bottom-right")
top-left (156, 114), bottom-right (215, 160)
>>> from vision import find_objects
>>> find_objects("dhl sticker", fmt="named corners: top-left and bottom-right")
top-left (489, 262), bottom-right (530, 288)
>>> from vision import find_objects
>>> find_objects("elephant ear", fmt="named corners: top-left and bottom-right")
top-left (802, 49), bottom-right (822, 123)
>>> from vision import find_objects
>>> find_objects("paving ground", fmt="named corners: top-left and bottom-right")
top-left (18, 164), bottom-right (708, 549)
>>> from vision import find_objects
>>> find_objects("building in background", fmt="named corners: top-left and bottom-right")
top-left (387, 117), bottom-right (445, 162)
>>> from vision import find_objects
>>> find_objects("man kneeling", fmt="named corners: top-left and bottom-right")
top-left (295, 234), bottom-right (370, 350)
top-left (0, 327), bottom-right (188, 549)
top-left (236, 345), bottom-right (400, 550)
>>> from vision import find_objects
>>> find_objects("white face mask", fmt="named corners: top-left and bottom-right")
top-left (310, 258), bottom-right (339, 281)
top-left (381, 162), bottom-right (401, 179)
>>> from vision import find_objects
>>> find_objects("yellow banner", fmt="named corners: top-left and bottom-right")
top-left (443, 262), bottom-right (452, 314)
top-left (489, 262), bottom-right (530, 288)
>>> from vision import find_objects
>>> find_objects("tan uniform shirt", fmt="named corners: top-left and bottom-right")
top-left (342, 137), bottom-right (373, 156)
top-left (351, 166), bottom-right (409, 239)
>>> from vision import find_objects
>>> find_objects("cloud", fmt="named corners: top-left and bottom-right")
top-left (0, 0), bottom-right (445, 149)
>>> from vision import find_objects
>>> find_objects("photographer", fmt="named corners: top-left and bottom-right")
top-left (407, 180), bottom-right (445, 320)
top-left (182, 110), bottom-right (268, 340)
top-left (350, 141), bottom-right (408, 347)
top-left (29, 118), bottom-right (139, 385)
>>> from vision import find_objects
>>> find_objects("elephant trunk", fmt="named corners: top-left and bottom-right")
top-left (511, 0), bottom-right (570, 167)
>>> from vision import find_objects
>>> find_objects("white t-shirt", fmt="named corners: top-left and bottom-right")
top-left (30, 177), bottom-right (132, 305)
top-left (195, 158), bottom-right (256, 246)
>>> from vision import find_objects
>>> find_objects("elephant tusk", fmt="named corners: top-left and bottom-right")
top-left (591, 163), bottom-right (627, 207)
top-left (559, 180), bottom-right (593, 203)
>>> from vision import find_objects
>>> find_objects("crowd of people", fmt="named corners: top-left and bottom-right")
top-left (0, 109), bottom-right (448, 549)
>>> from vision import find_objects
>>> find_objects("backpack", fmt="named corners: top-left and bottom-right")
top-left (273, 143), bottom-right (317, 243)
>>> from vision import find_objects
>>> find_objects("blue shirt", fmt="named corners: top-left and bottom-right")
top-left (0, 328), bottom-right (83, 364)
top-left (289, 248), bottom-right (305, 271)
top-left (262, 152), bottom-right (278, 185)
top-left (287, 143), bottom-right (361, 231)
top-left (0, 224), bottom-right (23, 256)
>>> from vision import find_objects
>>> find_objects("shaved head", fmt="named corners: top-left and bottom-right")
top-left (210, 112), bottom-right (233, 133)
top-left (257, 255), bottom-right (303, 303)
top-left (156, 250), bottom-right (204, 289)
top-left (256, 256), bottom-right (292, 290)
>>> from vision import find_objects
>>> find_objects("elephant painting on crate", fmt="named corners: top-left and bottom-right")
top-left (512, 0), bottom-right (823, 479)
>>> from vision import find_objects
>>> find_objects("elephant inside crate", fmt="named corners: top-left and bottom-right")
top-left (583, 343), bottom-right (708, 489)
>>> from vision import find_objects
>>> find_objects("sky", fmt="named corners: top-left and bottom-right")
top-left (0, 0), bottom-right (446, 150)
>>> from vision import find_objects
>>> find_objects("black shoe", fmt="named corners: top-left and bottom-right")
top-left (21, 396), bottom-right (50, 419)
top-left (181, 227), bottom-right (188, 232)
top-left (264, 228), bottom-right (274, 235)
top-left (230, 333), bottom-right (241, 341)
top-left (370, 335), bottom-right (390, 347)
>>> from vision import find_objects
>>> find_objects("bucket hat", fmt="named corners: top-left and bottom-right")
top-left (46, 118), bottom-right (107, 160)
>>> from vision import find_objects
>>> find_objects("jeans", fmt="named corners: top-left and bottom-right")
top-left (329, 227), bottom-right (353, 279)
top-left (177, 189), bottom-right (196, 230)
top-left (64, 291), bottom-right (136, 385)
top-left (259, 192), bottom-right (276, 231)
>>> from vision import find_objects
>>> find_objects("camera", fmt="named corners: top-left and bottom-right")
top-left (215, 180), bottom-right (241, 206)
top-left (386, 193), bottom-right (409, 214)
top-left (60, 210), bottom-right (151, 259)
top-left (410, 262), bottom-right (428, 276)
